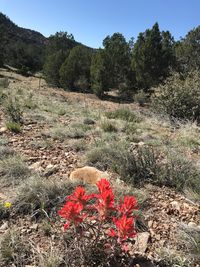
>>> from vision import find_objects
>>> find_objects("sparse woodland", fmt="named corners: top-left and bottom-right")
top-left (0, 12), bottom-right (200, 267)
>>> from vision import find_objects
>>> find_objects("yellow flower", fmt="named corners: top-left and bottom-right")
top-left (4, 202), bottom-right (11, 209)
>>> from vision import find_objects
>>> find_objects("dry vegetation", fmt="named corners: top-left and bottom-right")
top-left (0, 69), bottom-right (199, 266)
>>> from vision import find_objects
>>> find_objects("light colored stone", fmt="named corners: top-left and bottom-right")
top-left (138, 141), bottom-right (145, 146)
top-left (148, 220), bottom-right (153, 228)
top-left (30, 161), bottom-right (41, 170)
top-left (69, 166), bottom-right (109, 184)
top-left (188, 222), bottom-right (198, 228)
top-left (0, 127), bottom-right (7, 134)
top-left (44, 165), bottom-right (59, 177)
top-left (135, 232), bottom-right (150, 253)
top-left (170, 200), bottom-right (181, 211)
top-left (30, 223), bottom-right (38, 231)
top-left (0, 222), bottom-right (9, 231)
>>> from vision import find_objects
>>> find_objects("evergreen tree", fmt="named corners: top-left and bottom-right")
top-left (91, 33), bottom-right (133, 97)
top-left (59, 46), bottom-right (92, 91)
top-left (175, 26), bottom-right (200, 72)
top-left (43, 51), bottom-right (67, 87)
top-left (103, 33), bottom-right (132, 88)
top-left (132, 23), bottom-right (175, 90)
top-left (46, 31), bottom-right (75, 56)
top-left (161, 31), bottom-right (176, 74)
top-left (90, 50), bottom-right (111, 98)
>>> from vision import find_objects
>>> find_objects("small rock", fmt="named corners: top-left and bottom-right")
top-left (83, 118), bottom-right (95, 125)
top-left (0, 127), bottom-right (7, 134)
top-left (46, 164), bottom-right (54, 169)
top-left (135, 232), bottom-right (150, 253)
top-left (0, 222), bottom-right (9, 230)
top-left (30, 161), bottom-right (41, 170)
top-left (170, 200), bottom-right (180, 211)
top-left (188, 222), bottom-right (198, 228)
top-left (30, 223), bottom-right (38, 231)
top-left (44, 165), bottom-right (59, 177)
top-left (148, 220), bottom-right (153, 228)
top-left (138, 141), bottom-right (145, 146)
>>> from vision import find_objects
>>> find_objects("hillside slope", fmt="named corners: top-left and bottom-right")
top-left (0, 70), bottom-right (199, 266)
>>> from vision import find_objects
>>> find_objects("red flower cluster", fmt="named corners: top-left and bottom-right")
top-left (94, 179), bottom-right (115, 220)
top-left (58, 179), bottom-right (138, 245)
top-left (110, 216), bottom-right (136, 241)
top-left (58, 201), bottom-right (86, 230)
top-left (67, 186), bottom-right (93, 207)
top-left (118, 196), bottom-right (138, 217)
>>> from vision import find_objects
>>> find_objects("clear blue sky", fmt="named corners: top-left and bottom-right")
top-left (0, 0), bottom-right (199, 48)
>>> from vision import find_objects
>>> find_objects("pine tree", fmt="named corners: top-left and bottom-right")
top-left (132, 23), bottom-right (175, 90)
top-left (59, 46), bottom-right (92, 91)
top-left (103, 33), bottom-right (132, 88)
top-left (161, 31), bottom-right (175, 74)
top-left (175, 26), bottom-right (200, 72)
top-left (43, 50), bottom-right (66, 87)
top-left (90, 50), bottom-right (110, 98)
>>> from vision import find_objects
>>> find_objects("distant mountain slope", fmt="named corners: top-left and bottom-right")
top-left (0, 12), bottom-right (46, 46)
top-left (0, 13), bottom-right (47, 71)
top-left (0, 13), bottom-right (91, 72)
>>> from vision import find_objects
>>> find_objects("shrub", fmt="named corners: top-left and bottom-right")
top-left (5, 122), bottom-right (21, 133)
top-left (3, 96), bottom-right (23, 124)
top-left (100, 120), bottom-right (118, 132)
top-left (0, 156), bottom-right (31, 186)
top-left (151, 71), bottom-right (200, 123)
top-left (14, 177), bottom-right (95, 217)
top-left (86, 143), bottom-right (200, 192)
top-left (0, 229), bottom-right (32, 266)
top-left (134, 90), bottom-right (149, 106)
top-left (0, 146), bottom-right (15, 159)
top-left (50, 125), bottom-right (86, 141)
top-left (105, 108), bottom-right (141, 123)
top-left (86, 143), bottom-right (158, 184)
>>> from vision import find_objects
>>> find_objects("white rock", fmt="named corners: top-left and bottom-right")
top-left (188, 222), bottom-right (198, 228)
top-left (134, 232), bottom-right (150, 253)
top-left (0, 127), bottom-right (7, 134)
top-left (170, 201), bottom-right (180, 211)
top-left (0, 222), bottom-right (9, 230)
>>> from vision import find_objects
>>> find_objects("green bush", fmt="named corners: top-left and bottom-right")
top-left (0, 146), bottom-right (15, 159)
top-left (0, 229), bottom-right (32, 266)
top-left (86, 143), bottom-right (199, 192)
top-left (105, 108), bottom-right (141, 122)
top-left (4, 96), bottom-right (23, 124)
top-left (152, 71), bottom-right (200, 123)
top-left (0, 156), bottom-right (31, 186)
top-left (5, 122), bottom-right (21, 133)
top-left (14, 177), bottom-right (95, 217)
top-left (134, 90), bottom-right (149, 106)
top-left (100, 120), bottom-right (118, 132)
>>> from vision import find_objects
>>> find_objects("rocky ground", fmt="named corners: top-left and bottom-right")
top-left (0, 69), bottom-right (199, 266)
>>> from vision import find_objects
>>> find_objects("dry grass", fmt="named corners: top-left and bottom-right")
top-left (0, 156), bottom-right (31, 186)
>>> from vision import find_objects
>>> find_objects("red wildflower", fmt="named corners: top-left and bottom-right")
top-left (94, 179), bottom-right (115, 220)
top-left (109, 215), bottom-right (136, 241)
top-left (118, 196), bottom-right (138, 217)
top-left (58, 201), bottom-right (87, 230)
top-left (95, 190), bottom-right (115, 220)
top-left (96, 179), bottom-right (112, 195)
top-left (67, 186), bottom-right (93, 207)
